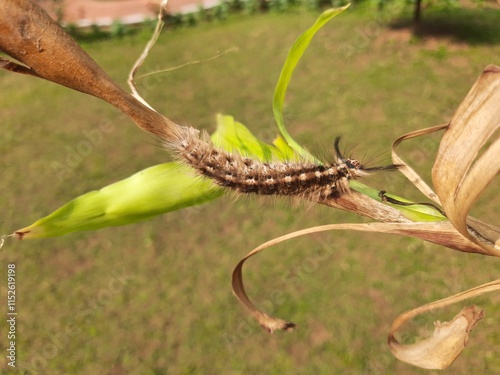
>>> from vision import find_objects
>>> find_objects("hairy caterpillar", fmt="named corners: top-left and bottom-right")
top-left (163, 126), bottom-right (397, 200)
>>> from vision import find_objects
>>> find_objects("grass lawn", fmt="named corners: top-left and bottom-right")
top-left (1, 4), bottom-right (499, 374)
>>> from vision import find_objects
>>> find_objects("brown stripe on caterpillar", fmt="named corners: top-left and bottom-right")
top-left (166, 128), bottom-right (398, 199)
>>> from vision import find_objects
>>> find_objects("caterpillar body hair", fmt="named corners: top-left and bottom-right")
top-left (163, 126), bottom-right (397, 200)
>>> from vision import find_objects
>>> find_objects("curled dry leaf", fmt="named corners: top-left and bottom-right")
top-left (432, 66), bottom-right (500, 255)
top-left (390, 67), bottom-right (500, 256)
top-left (388, 279), bottom-right (500, 369)
top-left (231, 221), bottom-right (490, 333)
top-left (389, 306), bottom-right (484, 370)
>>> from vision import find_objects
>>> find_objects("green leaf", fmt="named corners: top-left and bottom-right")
top-left (350, 181), bottom-right (447, 222)
top-left (272, 5), bottom-right (350, 161)
top-left (15, 163), bottom-right (223, 238)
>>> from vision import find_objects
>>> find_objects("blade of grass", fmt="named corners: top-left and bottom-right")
top-left (272, 5), bottom-right (350, 161)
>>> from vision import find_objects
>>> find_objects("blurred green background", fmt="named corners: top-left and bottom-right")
top-left (1, 3), bottom-right (499, 374)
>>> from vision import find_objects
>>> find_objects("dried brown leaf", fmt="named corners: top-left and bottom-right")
top-left (388, 279), bottom-right (500, 369)
top-left (432, 65), bottom-right (500, 255)
top-left (389, 306), bottom-right (484, 370)
top-left (232, 221), bottom-right (488, 333)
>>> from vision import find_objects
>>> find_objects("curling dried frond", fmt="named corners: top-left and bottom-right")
top-left (432, 66), bottom-right (500, 256)
top-left (388, 279), bottom-right (500, 369)
top-left (231, 221), bottom-right (490, 333)
top-left (389, 306), bottom-right (484, 370)
top-left (389, 67), bottom-right (500, 256)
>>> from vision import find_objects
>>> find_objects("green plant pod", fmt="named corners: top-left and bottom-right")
top-left (272, 5), bottom-right (350, 161)
top-left (16, 163), bottom-right (222, 239)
